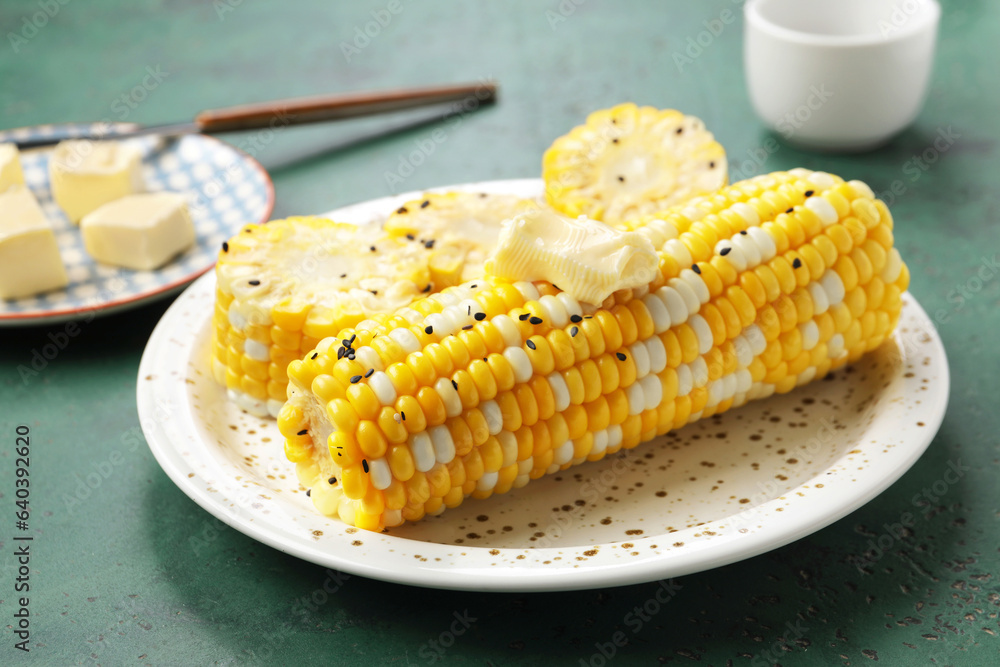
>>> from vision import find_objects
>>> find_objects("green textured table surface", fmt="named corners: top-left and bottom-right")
top-left (1, 1), bottom-right (998, 664)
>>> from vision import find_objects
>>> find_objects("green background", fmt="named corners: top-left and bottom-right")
top-left (2, 0), bottom-right (998, 664)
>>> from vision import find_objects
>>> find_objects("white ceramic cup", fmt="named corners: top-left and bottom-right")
top-left (744, 0), bottom-right (940, 151)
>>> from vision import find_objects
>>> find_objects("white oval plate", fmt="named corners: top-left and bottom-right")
top-left (137, 179), bottom-right (949, 592)
top-left (0, 123), bottom-right (273, 326)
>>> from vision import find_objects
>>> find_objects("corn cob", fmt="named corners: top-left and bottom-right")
top-left (383, 191), bottom-right (541, 288)
top-left (214, 192), bottom-right (542, 417)
top-left (543, 103), bottom-right (728, 225)
top-left (212, 217), bottom-right (435, 417)
top-left (278, 169), bottom-right (908, 532)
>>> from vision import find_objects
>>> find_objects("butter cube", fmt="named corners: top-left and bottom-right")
top-left (0, 186), bottom-right (68, 299)
top-left (49, 140), bottom-right (144, 223)
top-left (0, 143), bottom-right (25, 193)
top-left (80, 192), bottom-right (195, 271)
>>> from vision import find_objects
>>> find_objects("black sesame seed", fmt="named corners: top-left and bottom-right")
top-left (740, 230), bottom-right (747, 235)
top-left (570, 326), bottom-right (579, 337)
top-left (221, 241), bottom-right (229, 252)
top-left (420, 200), bottom-right (430, 208)
top-left (362, 460), bottom-right (369, 473)
top-left (328, 476), bottom-right (337, 485)
top-left (616, 352), bottom-right (627, 361)
top-left (519, 313), bottom-right (530, 321)
top-left (369, 290), bottom-right (378, 296)
top-left (340, 273), bottom-right (347, 278)
top-left (397, 206), bottom-right (408, 214)
top-left (364, 368), bottom-right (373, 378)
top-left (612, 138), bottom-right (619, 144)
top-left (793, 258), bottom-right (803, 269)
top-left (676, 127), bottom-right (683, 134)
top-left (474, 312), bottom-right (486, 321)
top-left (720, 247), bottom-right (731, 256)
top-left (425, 325), bottom-right (434, 334)
top-left (691, 264), bottom-right (701, 275)
top-left (401, 411), bottom-right (406, 420)
top-left (248, 279), bottom-right (260, 286)
top-left (350, 375), bottom-right (362, 383)
top-left (297, 429), bottom-right (308, 436)
top-left (462, 324), bottom-right (474, 330)
top-left (570, 314), bottom-right (582, 323)
top-left (471, 284), bottom-right (478, 288)
top-left (337, 347), bottom-right (345, 360)
top-left (244, 228), bottom-right (252, 233)
top-left (342, 338), bottom-right (351, 348)
top-left (306, 488), bottom-right (311, 497)
top-left (468, 305), bottom-right (471, 315)
top-left (529, 316), bottom-right (543, 325)
top-left (526, 340), bottom-right (536, 350)
top-left (785, 207), bottom-right (794, 214)
top-left (585, 315), bottom-right (593, 319)
top-left (805, 190), bottom-right (815, 197)
top-left (370, 245), bottom-right (376, 252)
top-left (424, 239), bottom-right (435, 249)
top-left (349, 334), bottom-right (356, 346)
top-left (310, 352), bottom-right (318, 359)
top-left (709, 161), bottom-right (716, 168)
top-left (452, 379), bottom-right (458, 389)
top-left (406, 234), bottom-right (415, 240)
top-left (617, 175), bottom-right (625, 182)
top-left (347, 350), bottom-right (355, 360)
top-left (423, 284), bottom-right (432, 293)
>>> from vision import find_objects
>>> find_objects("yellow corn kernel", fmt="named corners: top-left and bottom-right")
top-left (416, 386), bottom-right (447, 427)
top-left (487, 352), bottom-right (515, 392)
top-left (346, 383), bottom-right (380, 421)
top-left (405, 472), bottom-right (431, 505)
top-left (449, 416), bottom-right (475, 456)
top-left (312, 374), bottom-right (346, 404)
top-left (715, 297), bottom-right (743, 339)
top-left (427, 463), bottom-right (451, 497)
top-left (341, 464), bottom-right (369, 499)
top-left (356, 420), bottom-right (388, 459)
top-left (396, 395), bottom-right (427, 434)
top-left (384, 478), bottom-right (407, 510)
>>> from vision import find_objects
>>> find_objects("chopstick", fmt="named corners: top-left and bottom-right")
top-left (10, 82), bottom-right (498, 149)
top-left (195, 81), bottom-right (497, 132)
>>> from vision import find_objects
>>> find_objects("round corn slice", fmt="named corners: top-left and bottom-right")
top-left (384, 191), bottom-right (541, 287)
top-left (213, 217), bottom-right (435, 418)
top-left (542, 103), bottom-right (728, 225)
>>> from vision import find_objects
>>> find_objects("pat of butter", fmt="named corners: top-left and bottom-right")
top-left (80, 192), bottom-right (195, 271)
top-left (49, 140), bottom-right (144, 223)
top-left (484, 208), bottom-right (659, 306)
top-left (0, 143), bottom-right (25, 193)
top-left (0, 186), bottom-right (68, 299)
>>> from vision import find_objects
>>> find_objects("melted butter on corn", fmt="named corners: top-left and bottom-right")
top-left (384, 192), bottom-right (541, 287)
top-left (484, 207), bottom-right (659, 306)
top-left (279, 169), bottom-right (909, 532)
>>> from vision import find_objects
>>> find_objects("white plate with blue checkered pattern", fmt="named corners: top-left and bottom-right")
top-left (0, 123), bottom-right (273, 327)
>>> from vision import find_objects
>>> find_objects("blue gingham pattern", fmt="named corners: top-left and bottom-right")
top-left (0, 123), bottom-right (273, 324)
